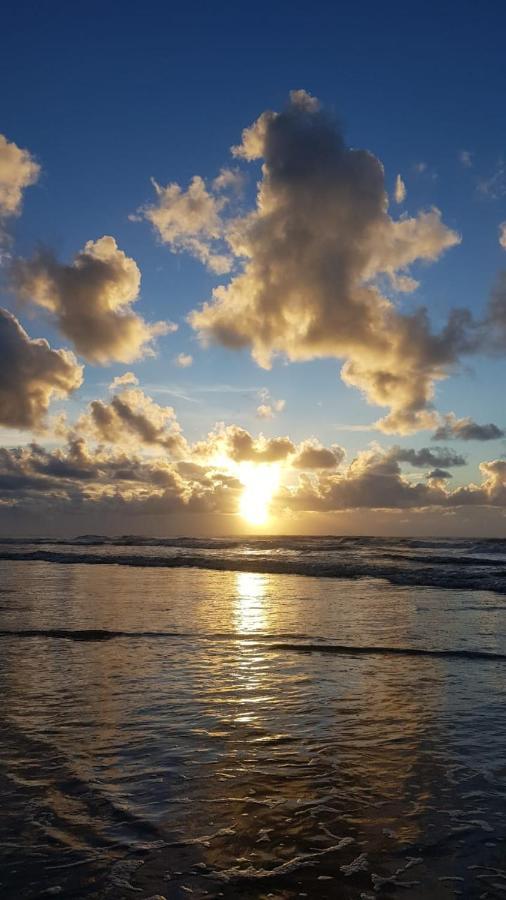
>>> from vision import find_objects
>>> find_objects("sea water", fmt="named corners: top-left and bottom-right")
top-left (1, 537), bottom-right (506, 898)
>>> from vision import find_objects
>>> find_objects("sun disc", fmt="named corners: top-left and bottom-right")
top-left (238, 462), bottom-right (280, 526)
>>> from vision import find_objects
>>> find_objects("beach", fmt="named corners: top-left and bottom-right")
top-left (1, 537), bottom-right (506, 898)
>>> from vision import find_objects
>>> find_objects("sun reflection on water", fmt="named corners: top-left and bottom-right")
top-left (235, 571), bottom-right (267, 633)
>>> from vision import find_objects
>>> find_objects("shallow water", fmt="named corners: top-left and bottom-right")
top-left (1, 549), bottom-right (506, 898)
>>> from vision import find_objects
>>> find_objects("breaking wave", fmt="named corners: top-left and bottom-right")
top-left (1, 534), bottom-right (506, 593)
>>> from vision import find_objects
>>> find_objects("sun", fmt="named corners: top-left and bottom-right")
top-left (238, 462), bottom-right (280, 526)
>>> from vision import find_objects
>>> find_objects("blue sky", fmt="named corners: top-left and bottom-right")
top-left (1, 1), bottom-right (506, 534)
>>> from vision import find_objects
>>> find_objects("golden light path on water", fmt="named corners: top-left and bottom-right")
top-left (235, 570), bottom-right (267, 632)
top-left (233, 572), bottom-right (270, 727)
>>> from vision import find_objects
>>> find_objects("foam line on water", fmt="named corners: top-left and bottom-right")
top-left (1, 549), bottom-right (506, 594)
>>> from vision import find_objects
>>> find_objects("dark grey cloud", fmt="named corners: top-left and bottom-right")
top-left (427, 468), bottom-right (452, 480)
top-left (433, 414), bottom-right (504, 441)
top-left (0, 308), bottom-right (82, 430)
top-left (292, 439), bottom-right (345, 469)
top-left (390, 446), bottom-right (466, 468)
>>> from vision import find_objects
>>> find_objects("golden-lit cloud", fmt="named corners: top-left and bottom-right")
top-left (10, 236), bottom-right (172, 364)
top-left (109, 371), bottom-right (139, 390)
top-left (277, 444), bottom-right (501, 514)
top-left (76, 387), bottom-right (188, 455)
top-left (0, 133), bottom-right (40, 222)
top-left (193, 423), bottom-right (295, 464)
top-left (137, 175), bottom-right (233, 274)
top-left (0, 361), bottom-right (506, 536)
top-left (187, 90), bottom-right (462, 434)
top-left (0, 308), bottom-right (82, 429)
top-left (256, 388), bottom-right (285, 419)
top-left (2, 416), bottom-right (506, 532)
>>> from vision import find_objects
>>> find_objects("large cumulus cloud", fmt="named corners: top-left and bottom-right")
top-left (11, 236), bottom-right (172, 364)
top-left (0, 308), bottom-right (82, 429)
top-left (187, 90), bottom-right (464, 434)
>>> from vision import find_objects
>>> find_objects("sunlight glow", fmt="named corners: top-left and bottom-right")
top-left (236, 571), bottom-right (267, 632)
top-left (238, 462), bottom-right (281, 525)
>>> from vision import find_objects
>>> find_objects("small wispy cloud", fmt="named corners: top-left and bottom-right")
top-left (109, 372), bottom-right (139, 390)
top-left (333, 422), bottom-right (377, 432)
top-left (477, 160), bottom-right (506, 200)
top-left (173, 352), bottom-right (193, 368)
top-left (459, 149), bottom-right (473, 168)
top-left (195, 384), bottom-right (262, 394)
top-left (144, 384), bottom-right (199, 403)
top-left (413, 161), bottom-right (437, 181)
top-left (256, 388), bottom-right (285, 419)
top-left (394, 174), bottom-right (406, 204)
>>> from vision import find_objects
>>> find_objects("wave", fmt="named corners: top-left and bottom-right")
top-left (1, 628), bottom-right (505, 660)
top-left (3, 534), bottom-right (506, 552)
top-left (1, 547), bottom-right (506, 593)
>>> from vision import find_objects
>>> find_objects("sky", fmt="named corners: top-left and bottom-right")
top-left (1, 0), bottom-right (506, 536)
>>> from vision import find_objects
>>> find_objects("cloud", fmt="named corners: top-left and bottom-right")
top-left (0, 308), bottom-right (82, 430)
top-left (173, 352), bottom-right (193, 368)
top-left (212, 168), bottom-right (245, 193)
top-left (256, 388), bottom-right (285, 419)
top-left (499, 222), bottom-right (506, 249)
top-left (0, 438), bottom-right (241, 519)
top-left (188, 90), bottom-right (462, 434)
top-left (478, 160), bottom-right (506, 200)
top-left (11, 236), bottom-right (172, 364)
top-left (3, 399), bottom-right (506, 528)
top-left (427, 468), bottom-right (452, 481)
top-left (0, 133), bottom-right (40, 222)
top-left (109, 371), bottom-right (139, 390)
top-left (390, 445), bottom-right (466, 468)
top-left (481, 271), bottom-right (506, 350)
top-left (433, 413), bottom-right (504, 441)
top-left (194, 423), bottom-right (295, 464)
top-left (479, 163), bottom-right (506, 200)
top-left (136, 176), bottom-right (233, 274)
top-left (256, 400), bottom-right (285, 418)
top-left (292, 439), bottom-right (345, 469)
top-left (278, 445), bottom-right (505, 513)
top-left (394, 174), bottom-right (406, 203)
top-left (77, 387), bottom-right (188, 455)
top-left (193, 423), bottom-right (345, 472)
top-left (280, 447), bottom-right (445, 512)
top-left (459, 150), bottom-right (473, 168)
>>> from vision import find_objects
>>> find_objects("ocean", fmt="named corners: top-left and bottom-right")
top-left (1, 536), bottom-right (506, 898)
